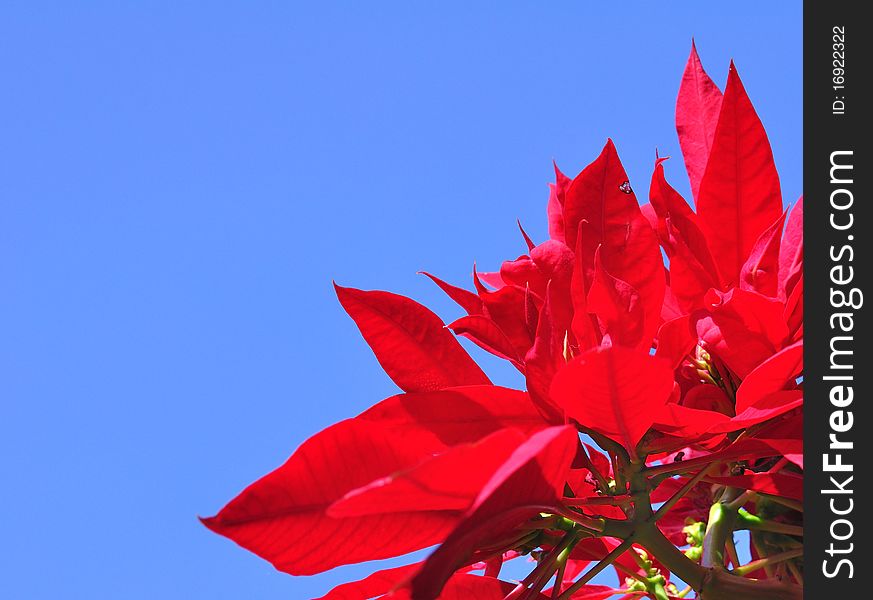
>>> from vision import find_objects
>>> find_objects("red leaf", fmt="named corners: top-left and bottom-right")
top-left (476, 270), bottom-right (506, 289)
top-left (676, 40), bottom-right (723, 202)
top-left (518, 220), bottom-right (537, 251)
top-left (570, 537), bottom-right (643, 582)
top-left (329, 428), bottom-right (525, 517)
top-left (648, 157), bottom-right (720, 281)
top-left (654, 402), bottom-right (730, 438)
top-left (778, 196), bottom-right (803, 299)
top-left (666, 223), bottom-right (719, 313)
top-left (525, 282), bottom-right (570, 423)
top-left (570, 223), bottom-right (601, 352)
top-left (398, 574), bottom-right (542, 600)
top-left (357, 385), bottom-right (549, 447)
top-left (500, 255), bottom-right (548, 296)
top-left (323, 569), bottom-right (537, 600)
top-left (562, 140), bottom-right (665, 348)
top-left (336, 285), bottom-right (490, 392)
top-left (559, 584), bottom-right (631, 600)
top-left (655, 316), bottom-right (695, 369)
top-left (783, 272), bottom-right (803, 342)
top-left (696, 63), bottom-right (783, 286)
top-left (550, 346), bottom-right (674, 453)
top-left (682, 385), bottom-right (734, 415)
top-left (735, 340), bottom-right (802, 414)
top-left (530, 239), bottom-right (576, 335)
top-left (201, 419), bottom-right (457, 575)
top-left (473, 270), bottom-right (536, 360)
top-left (420, 272), bottom-right (483, 315)
top-left (709, 390), bottom-right (803, 433)
top-left (694, 288), bottom-right (789, 379)
top-left (548, 163), bottom-right (572, 243)
top-left (708, 472), bottom-right (803, 501)
top-left (447, 315), bottom-right (524, 368)
top-left (410, 426), bottom-right (579, 600)
top-left (315, 562), bottom-right (420, 600)
top-left (739, 211), bottom-right (787, 298)
top-left (587, 247), bottom-right (646, 349)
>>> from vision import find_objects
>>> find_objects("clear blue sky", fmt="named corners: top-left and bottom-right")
top-left (1, 3), bottom-right (800, 598)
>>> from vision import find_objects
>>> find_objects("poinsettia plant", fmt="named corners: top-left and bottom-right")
top-left (203, 43), bottom-right (803, 600)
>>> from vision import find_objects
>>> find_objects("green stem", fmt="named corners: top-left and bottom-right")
top-left (650, 581), bottom-right (670, 600)
top-left (732, 549), bottom-right (804, 577)
top-left (652, 464), bottom-right (717, 522)
top-left (758, 493), bottom-right (803, 513)
top-left (725, 535), bottom-right (740, 569)
top-left (736, 509), bottom-right (803, 537)
top-left (701, 489), bottom-right (742, 569)
top-left (556, 538), bottom-right (635, 600)
top-left (636, 524), bottom-right (706, 590)
top-left (698, 569), bottom-right (803, 600)
top-left (550, 551), bottom-right (568, 600)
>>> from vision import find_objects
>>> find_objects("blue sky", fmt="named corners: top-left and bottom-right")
top-left (1, 3), bottom-right (800, 598)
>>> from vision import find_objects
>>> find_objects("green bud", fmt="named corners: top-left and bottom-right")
top-left (684, 546), bottom-right (702, 561)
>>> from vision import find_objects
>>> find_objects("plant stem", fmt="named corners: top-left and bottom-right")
top-left (556, 538), bottom-right (635, 600)
top-left (579, 443), bottom-right (612, 493)
top-left (652, 464), bottom-right (716, 522)
top-left (736, 509), bottom-right (803, 537)
top-left (701, 489), bottom-right (742, 569)
top-left (551, 552), bottom-right (568, 600)
top-left (732, 549), bottom-right (804, 577)
top-left (758, 492), bottom-right (803, 513)
top-left (725, 535), bottom-right (740, 569)
top-left (520, 533), bottom-right (579, 600)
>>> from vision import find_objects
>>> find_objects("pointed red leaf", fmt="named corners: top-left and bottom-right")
top-left (694, 288), bottom-right (789, 379)
top-left (587, 247), bottom-right (646, 349)
top-left (525, 282), bottom-right (570, 423)
top-left (329, 428), bottom-right (525, 517)
top-left (420, 272), bottom-right (483, 315)
top-left (315, 562), bottom-right (421, 600)
top-left (447, 315), bottom-right (524, 368)
top-left (707, 472), bottom-right (803, 501)
top-left (562, 140), bottom-right (665, 347)
top-left (571, 223), bottom-right (601, 351)
top-left (666, 222), bottom-right (719, 313)
top-left (676, 40), bottom-right (723, 201)
top-left (336, 285), bottom-right (490, 392)
top-left (357, 385), bottom-right (549, 447)
top-left (500, 255), bottom-right (547, 296)
top-left (473, 269), bottom-right (537, 359)
top-left (649, 157), bottom-right (720, 280)
top-left (548, 162), bottom-right (572, 243)
top-left (655, 315), bottom-right (695, 369)
top-left (321, 568), bottom-right (535, 600)
top-left (654, 402), bottom-right (730, 438)
top-left (735, 341), bottom-right (802, 414)
top-left (778, 196), bottom-right (803, 299)
top-left (696, 63), bottom-right (783, 286)
top-left (739, 211), bottom-right (787, 298)
top-left (553, 584), bottom-right (633, 600)
top-left (410, 426), bottom-right (579, 599)
top-left (398, 574), bottom-right (543, 600)
top-left (783, 272), bottom-right (803, 342)
top-left (201, 419), bottom-right (457, 575)
top-left (709, 390), bottom-right (803, 433)
top-left (661, 277), bottom-right (685, 322)
top-left (518, 220), bottom-right (537, 251)
top-left (530, 239), bottom-right (576, 335)
top-left (550, 346), bottom-right (674, 452)
top-left (476, 270), bottom-right (506, 289)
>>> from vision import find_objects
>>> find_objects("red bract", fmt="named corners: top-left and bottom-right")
top-left (205, 43), bottom-right (803, 600)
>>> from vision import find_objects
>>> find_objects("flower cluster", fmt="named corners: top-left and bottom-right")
top-left (204, 44), bottom-right (803, 600)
